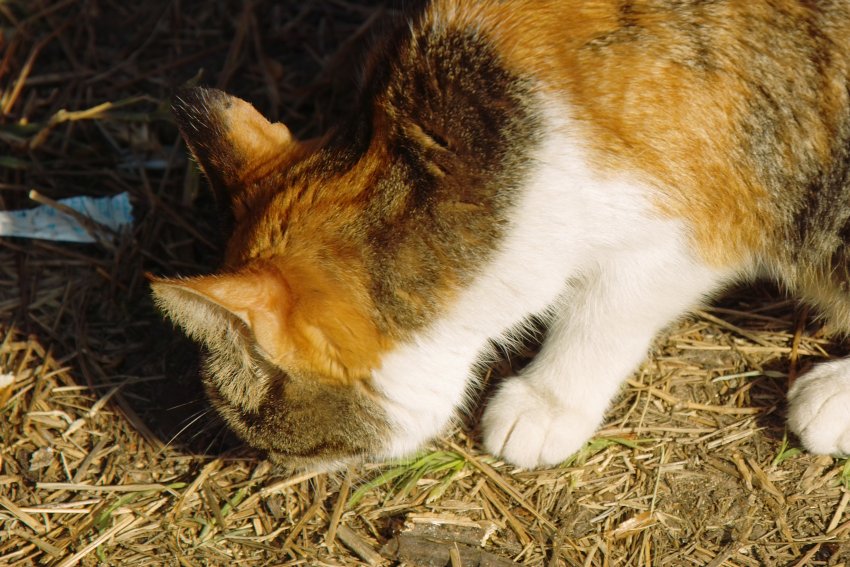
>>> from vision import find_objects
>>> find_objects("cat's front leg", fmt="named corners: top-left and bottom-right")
top-left (788, 360), bottom-right (850, 455)
top-left (482, 243), bottom-right (728, 469)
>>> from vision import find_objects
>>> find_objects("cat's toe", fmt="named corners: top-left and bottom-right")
top-left (788, 361), bottom-right (850, 456)
top-left (481, 380), bottom-right (596, 468)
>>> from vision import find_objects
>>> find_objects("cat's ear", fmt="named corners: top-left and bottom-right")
top-left (171, 87), bottom-right (295, 198)
top-left (150, 263), bottom-right (385, 383)
top-left (150, 267), bottom-right (291, 364)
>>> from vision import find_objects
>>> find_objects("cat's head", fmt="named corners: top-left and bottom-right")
top-left (151, 87), bottom-right (393, 469)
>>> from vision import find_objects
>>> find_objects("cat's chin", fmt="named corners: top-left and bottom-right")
top-left (202, 365), bottom-right (396, 469)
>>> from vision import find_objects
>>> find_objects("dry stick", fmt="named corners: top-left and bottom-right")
top-left (281, 498), bottom-right (323, 552)
top-left (777, 513), bottom-right (801, 556)
top-left (233, 470), bottom-right (322, 518)
top-left (171, 459), bottom-right (222, 518)
top-left (450, 544), bottom-right (463, 567)
top-left (36, 482), bottom-right (181, 494)
top-left (626, 379), bottom-right (761, 415)
top-left (176, 556), bottom-right (199, 567)
top-left (827, 517), bottom-right (850, 539)
top-left (704, 542), bottom-right (738, 567)
top-left (71, 437), bottom-right (109, 483)
top-left (0, 19), bottom-right (21, 82)
top-left (325, 468), bottom-right (353, 550)
top-left (790, 543), bottom-right (822, 567)
top-left (23, 70), bottom-right (93, 87)
top-left (706, 305), bottom-right (792, 325)
top-left (826, 490), bottom-right (850, 534)
top-left (15, 531), bottom-right (63, 558)
top-left (745, 456), bottom-right (785, 502)
top-left (477, 483), bottom-right (531, 547)
top-left (0, 333), bottom-right (31, 406)
top-left (13, 336), bottom-right (35, 381)
top-left (788, 305), bottom-right (810, 387)
top-left (18, 507), bottom-right (90, 515)
top-left (203, 482), bottom-right (227, 531)
top-left (258, 470), bottom-right (322, 497)
top-left (0, 495), bottom-right (45, 534)
top-left (676, 344), bottom-right (811, 355)
top-left (2, 23), bottom-right (68, 115)
top-left (746, 527), bottom-right (836, 564)
top-left (15, 0), bottom-right (77, 31)
top-left (55, 514), bottom-right (134, 567)
top-left (694, 310), bottom-right (779, 349)
top-left (447, 441), bottom-right (555, 531)
top-left (29, 97), bottom-right (148, 149)
top-left (113, 393), bottom-right (164, 452)
top-left (336, 525), bottom-right (384, 566)
top-left (0, 544), bottom-right (35, 566)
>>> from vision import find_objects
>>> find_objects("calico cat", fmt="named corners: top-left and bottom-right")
top-left (152, 0), bottom-right (850, 469)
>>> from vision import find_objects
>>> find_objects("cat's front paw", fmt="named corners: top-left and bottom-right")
top-left (788, 361), bottom-right (850, 456)
top-left (481, 379), bottom-right (598, 468)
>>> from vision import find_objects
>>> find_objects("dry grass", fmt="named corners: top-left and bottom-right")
top-left (1, 1), bottom-right (849, 565)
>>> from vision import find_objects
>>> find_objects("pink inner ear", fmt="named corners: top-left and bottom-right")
top-left (223, 97), bottom-right (294, 157)
top-left (152, 267), bottom-right (293, 363)
top-left (186, 275), bottom-right (263, 324)
top-left (152, 258), bottom-right (388, 383)
top-left (187, 269), bottom-right (292, 358)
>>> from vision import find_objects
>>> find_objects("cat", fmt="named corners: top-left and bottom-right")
top-left (151, 0), bottom-right (850, 470)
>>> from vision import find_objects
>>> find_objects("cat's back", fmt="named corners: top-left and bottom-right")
top-left (419, 0), bottom-right (850, 269)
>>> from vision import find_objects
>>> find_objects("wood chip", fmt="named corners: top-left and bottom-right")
top-left (337, 525), bottom-right (385, 566)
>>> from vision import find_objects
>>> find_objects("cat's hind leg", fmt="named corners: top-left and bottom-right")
top-left (788, 360), bottom-right (850, 455)
top-left (482, 239), bottom-right (729, 469)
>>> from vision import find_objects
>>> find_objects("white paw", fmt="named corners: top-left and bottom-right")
top-left (481, 379), bottom-right (600, 469)
top-left (788, 361), bottom-right (850, 456)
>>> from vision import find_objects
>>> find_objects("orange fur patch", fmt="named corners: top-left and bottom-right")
top-left (426, 0), bottom-right (850, 267)
top-left (153, 256), bottom-right (390, 385)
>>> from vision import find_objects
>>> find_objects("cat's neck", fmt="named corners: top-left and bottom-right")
top-left (328, 16), bottom-right (543, 337)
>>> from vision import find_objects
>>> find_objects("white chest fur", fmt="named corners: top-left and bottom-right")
top-left (371, 98), bottom-right (731, 464)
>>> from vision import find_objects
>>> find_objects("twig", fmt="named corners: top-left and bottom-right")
top-left (55, 514), bottom-right (134, 567)
top-left (325, 468), bottom-right (353, 549)
top-left (336, 525), bottom-right (384, 566)
top-left (0, 495), bottom-right (45, 534)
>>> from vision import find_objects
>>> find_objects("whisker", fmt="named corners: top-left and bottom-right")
top-left (164, 397), bottom-right (206, 412)
top-left (201, 423), bottom-right (231, 456)
top-left (158, 408), bottom-right (214, 455)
